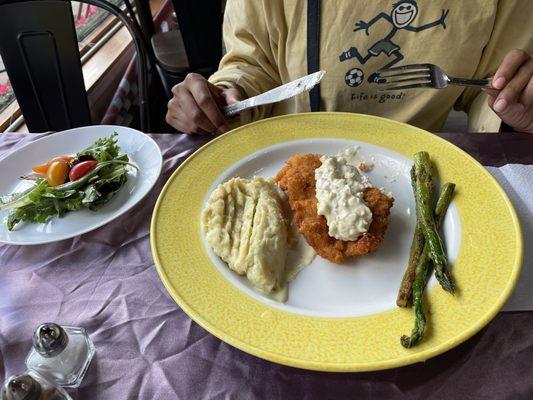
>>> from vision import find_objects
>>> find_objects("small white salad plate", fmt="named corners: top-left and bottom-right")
top-left (0, 125), bottom-right (162, 245)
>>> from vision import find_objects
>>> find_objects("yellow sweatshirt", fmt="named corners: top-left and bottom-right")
top-left (209, 0), bottom-right (533, 132)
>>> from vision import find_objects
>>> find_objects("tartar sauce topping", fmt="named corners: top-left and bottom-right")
top-left (341, 146), bottom-right (374, 172)
top-left (315, 150), bottom-right (372, 241)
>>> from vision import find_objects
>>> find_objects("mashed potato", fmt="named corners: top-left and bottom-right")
top-left (202, 177), bottom-right (289, 293)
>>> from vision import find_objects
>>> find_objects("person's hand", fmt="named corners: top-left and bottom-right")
top-left (166, 73), bottom-right (241, 134)
top-left (483, 49), bottom-right (533, 133)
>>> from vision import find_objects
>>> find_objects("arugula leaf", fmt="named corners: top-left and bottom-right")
top-left (82, 185), bottom-right (101, 204)
top-left (87, 174), bottom-right (127, 210)
top-left (63, 192), bottom-right (84, 211)
top-left (42, 189), bottom-right (78, 199)
top-left (76, 132), bottom-right (121, 162)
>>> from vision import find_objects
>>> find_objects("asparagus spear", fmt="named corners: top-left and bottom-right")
top-left (397, 167), bottom-right (425, 307)
top-left (413, 152), bottom-right (454, 293)
top-left (401, 183), bottom-right (455, 348)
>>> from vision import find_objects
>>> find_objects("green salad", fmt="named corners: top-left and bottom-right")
top-left (0, 133), bottom-right (137, 230)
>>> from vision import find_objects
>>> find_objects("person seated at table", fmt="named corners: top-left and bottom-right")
top-left (166, 0), bottom-right (533, 134)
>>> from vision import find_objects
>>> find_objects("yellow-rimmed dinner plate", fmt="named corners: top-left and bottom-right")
top-left (150, 113), bottom-right (522, 372)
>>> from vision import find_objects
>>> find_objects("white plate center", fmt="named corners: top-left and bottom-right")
top-left (202, 139), bottom-right (461, 317)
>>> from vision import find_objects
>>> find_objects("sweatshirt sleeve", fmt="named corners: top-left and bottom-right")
top-left (454, 0), bottom-right (533, 132)
top-left (209, 0), bottom-right (282, 121)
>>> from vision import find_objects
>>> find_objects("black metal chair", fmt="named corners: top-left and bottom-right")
top-left (137, 0), bottom-right (223, 98)
top-left (171, 0), bottom-right (222, 71)
top-left (0, 0), bottom-right (150, 132)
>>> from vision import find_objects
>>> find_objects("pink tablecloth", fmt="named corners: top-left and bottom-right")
top-left (1, 132), bottom-right (533, 400)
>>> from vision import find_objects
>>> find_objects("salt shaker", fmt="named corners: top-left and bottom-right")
top-left (1, 371), bottom-right (72, 400)
top-left (25, 323), bottom-right (94, 388)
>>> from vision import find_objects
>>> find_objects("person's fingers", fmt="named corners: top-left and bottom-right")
top-left (487, 94), bottom-right (496, 109)
top-left (169, 105), bottom-right (212, 135)
top-left (481, 86), bottom-right (500, 98)
top-left (209, 84), bottom-right (228, 108)
top-left (487, 91), bottom-right (533, 132)
top-left (165, 97), bottom-right (182, 130)
top-left (492, 49), bottom-right (530, 90)
top-left (186, 74), bottom-right (229, 133)
top-left (184, 98), bottom-right (218, 133)
top-left (167, 114), bottom-right (209, 135)
top-left (166, 98), bottom-right (190, 133)
top-left (166, 91), bottom-right (195, 132)
top-left (175, 89), bottom-right (217, 134)
top-left (221, 88), bottom-right (242, 105)
top-left (170, 78), bottom-right (222, 133)
top-left (520, 75), bottom-right (533, 105)
top-left (492, 58), bottom-right (533, 112)
top-left (496, 102), bottom-right (528, 128)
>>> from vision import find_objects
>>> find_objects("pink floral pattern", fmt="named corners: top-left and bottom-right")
top-left (75, 5), bottom-right (100, 28)
top-left (0, 82), bottom-right (14, 113)
top-left (0, 83), bottom-right (10, 96)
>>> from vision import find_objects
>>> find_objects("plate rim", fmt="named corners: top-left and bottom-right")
top-left (0, 125), bottom-right (163, 245)
top-left (150, 112), bottom-right (523, 371)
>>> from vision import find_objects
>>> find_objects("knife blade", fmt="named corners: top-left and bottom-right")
top-left (222, 70), bottom-right (326, 117)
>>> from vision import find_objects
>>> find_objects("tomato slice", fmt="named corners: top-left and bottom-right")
top-left (32, 164), bottom-right (48, 174)
top-left (69, 160), bottom-right (98, 181)
top-left (46, 160), bottom-right (70, 186)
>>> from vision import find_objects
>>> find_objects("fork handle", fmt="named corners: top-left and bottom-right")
top-left (449, 77), bottom-right (492, 88)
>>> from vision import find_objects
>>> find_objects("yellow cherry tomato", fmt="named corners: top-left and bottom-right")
top-left (46, 160), bottom-right (70, 186)
top-left (32, 156), bottom-right (73, 175)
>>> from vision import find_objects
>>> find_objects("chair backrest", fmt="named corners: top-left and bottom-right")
top-left (171, 0), bottom-right (223, 70)
top-left (130, 0), bottom-right (156, 44)
top-left (0, 0), bottom-right (91, 132)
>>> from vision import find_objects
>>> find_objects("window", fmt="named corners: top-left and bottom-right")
top-left (0, 0), bottom-right (123, 131)
top-left (73, 0), bottom-right (123, 56)
top-left (0, 62), bottom-right (15, 116)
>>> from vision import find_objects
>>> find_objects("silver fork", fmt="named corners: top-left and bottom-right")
top-left (377, 63), bottom-right (491, 91)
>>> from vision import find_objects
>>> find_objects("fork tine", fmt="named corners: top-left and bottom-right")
top-left (377, 63), bottom-right (430, 73)
top-left (379, 70), bottom-right (431, 79)
top-left (378, 82), bottom-right (433, 92)
top-left (382, 76), bottom-right (431, 85)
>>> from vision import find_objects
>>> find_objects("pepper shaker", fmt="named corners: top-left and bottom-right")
top-left (1, 371), bottom-right (72, 400)
top-left (25, 323), bottom-right (94, 388)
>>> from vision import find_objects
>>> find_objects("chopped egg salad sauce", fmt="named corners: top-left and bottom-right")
top-left (315, 149), bottom-right (373, 241)
top-left (341, 146), bottom-right (374, 172)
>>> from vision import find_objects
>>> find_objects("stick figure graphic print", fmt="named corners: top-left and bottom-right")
top-left (340, 0), bottom-right (449, 86)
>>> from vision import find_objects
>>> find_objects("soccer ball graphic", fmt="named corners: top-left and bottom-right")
top-left (345, 68), bottom-right (364, 87)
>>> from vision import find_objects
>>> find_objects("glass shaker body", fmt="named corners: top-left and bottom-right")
top-left (26, 325), bottom-right (94, 388)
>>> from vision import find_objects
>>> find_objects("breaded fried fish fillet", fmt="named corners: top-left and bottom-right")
top-left (276, 154), bottom-right (393, 263)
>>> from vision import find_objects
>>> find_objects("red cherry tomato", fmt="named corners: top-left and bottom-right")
top-left (69, 160), bottom-right (97, 181)
top-left (46, 160), bottom-right (70, 186)
top-left (32, 156), bottom-right (73, 174)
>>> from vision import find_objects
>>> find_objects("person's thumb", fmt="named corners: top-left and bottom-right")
top-left (221, 88), bottom-right (242, 105)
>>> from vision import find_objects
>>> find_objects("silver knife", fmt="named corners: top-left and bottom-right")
top-left (223, 71), bottom-right (326, 118)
